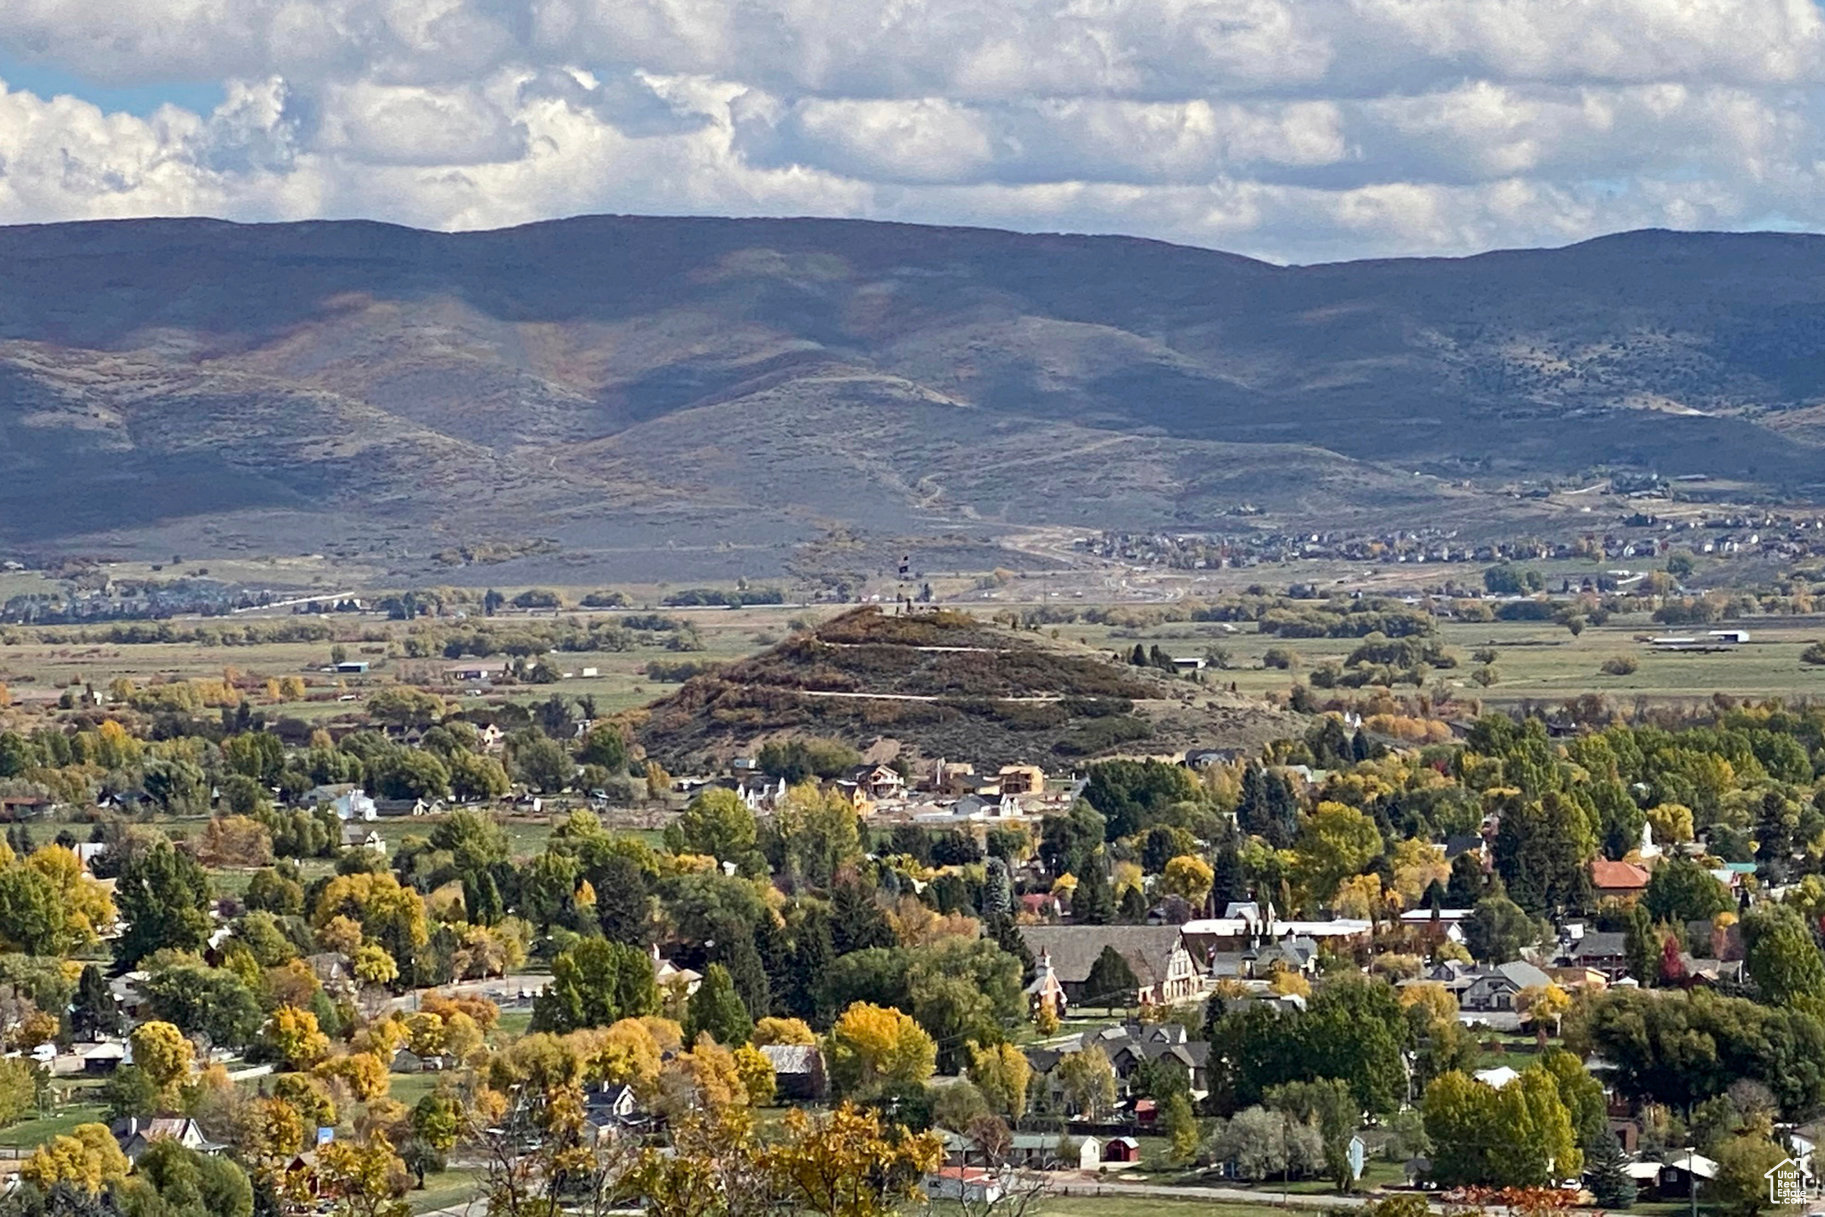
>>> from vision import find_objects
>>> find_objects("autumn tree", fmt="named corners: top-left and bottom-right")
top-left (1055, 1046), bottom-right (1117, 1119)
top-left (761, 1103), bottom-right (942, 1217)
top-left (316, 1133), bottom-right (410, 1217)
top-left (130, 1021), bottom-right (195, 1094)
top-left (967, 1042), bottom-right (1032, 1120)
top-left (1160, 855), bottom-right (1215, 909)
top-left (826, 1003), bottom-right (936, 1098)
top-left (19, 1124), bottom-right (129, 1194)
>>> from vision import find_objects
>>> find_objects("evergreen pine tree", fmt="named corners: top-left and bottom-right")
top-left (1586, 1128), bottom-right (1636, 1208)
top-left (686, 964), bottom-right (753, 1047)
top-left (986, 912), bottom-right (1035, 982)
top-left (464, 872), bottom-right (504, 926)
top-left (753, 914), bottom-right (794, 1017)
top-left (1074, 851), bottom-right (1116, 925)
top-left (1118, 885), bottom-right (1148, 924)
top-left (1211, 838), bottom-right (1246, 908)
top-left (787, 908), bottom-right (835, 1023)
top-left (711, 923), bottom-right (771, 1023)
top-left (71, 963), bottom-right (121, 1040)
top-left (1083, 945), bottom-right (1140, 1009)
top-left (981, 858), bottom-right (1014, 917)
top-left (1237, 763), bottom-right (1269, 838)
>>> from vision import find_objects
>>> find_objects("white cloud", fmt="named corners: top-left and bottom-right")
top-left (1, 0), bottom-right (1825, 259)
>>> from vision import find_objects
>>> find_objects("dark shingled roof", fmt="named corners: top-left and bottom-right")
top-left (1018, 926), bottom-right (1188, 989)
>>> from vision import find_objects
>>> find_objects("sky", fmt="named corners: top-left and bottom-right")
top-left (0, 0), bottom-right (1821, 263)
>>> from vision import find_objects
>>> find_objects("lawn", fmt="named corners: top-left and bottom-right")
top-left (0, 1101), bottom-right (111, 1151)
top-left (407, 1167), bottom-right (482, 1215)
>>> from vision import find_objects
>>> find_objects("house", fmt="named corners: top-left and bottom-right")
top-left (1656, 1152), bottom-right (1719, 1199)
top-left (72, 842), bottom-right (110, 873)
top-left (1443, 835), bottom-right (1488, 864)
top-left (305, 953), bottom-right (353, 991)
top-left (112, 1117), bottom-right (222, 1162)
top-left (1565, 930), bottom-right (1631, 980)
top-left (340, 825), bottom-right (385, 853)
top-left (1591, 859), bottom-right (1652, 903)
top-left (79, 1040), bottom-right (127, 1075)
top-left (374, 797), bottom-right (440, 818)
top-left (583, 1083), bottom-right (645, 1130)
top-left (737, 775), bottom-right (788, 813)
top-left (758, 1044), bottom-right (827, 1101)
top-left (925, 1166), bottom-right (1005, 1204)
top-left (108, 972), bottom-right (148, 1020)
top-left (1016, 927), bottom-right (1201, 1009)
top-left (849, 764), bottom-right (906, 801)
top-left (925, 760), bottom-right (981, 797)
top-left (391, 1047), bottom-right (453, 1073)
top-left (1089, 1022), bottom-right (1211, 1097)
top-left (996, 765), bottom-right (1046, 796)
top-left (0, 794), bottom-right (51, 819)
top-left (1398, 907), bottom-right (1471, 945)
top-left (303, 785), bottom-right (378, 822)
top-left (651, 945), bottom-right (702, 996)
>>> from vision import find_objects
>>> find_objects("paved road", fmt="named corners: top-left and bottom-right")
top-left (1048, 1179), bottom-right (1379, 1209)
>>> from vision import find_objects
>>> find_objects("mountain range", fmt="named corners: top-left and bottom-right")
top-left (2, 215), bottom-right (1823, 580)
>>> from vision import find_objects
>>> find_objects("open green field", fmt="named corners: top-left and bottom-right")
top-left (0, 602), bottom-right (820, 721)
top-left (1064, 611), bottom-right (1825, 710)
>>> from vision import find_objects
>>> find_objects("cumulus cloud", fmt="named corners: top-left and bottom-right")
top-left (0, 0), bottom-right (1824, 260)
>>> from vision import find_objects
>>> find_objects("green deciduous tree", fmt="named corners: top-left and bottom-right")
top-left (530, 939), bottom-right (659, 1033)
top-left (116, 841), bottom-right (213, 967)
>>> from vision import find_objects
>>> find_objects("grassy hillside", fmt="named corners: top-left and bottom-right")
top-left (1, 217), bottom-right (1823, 573)
top-left (636, 606), bottom-right (1302, 769)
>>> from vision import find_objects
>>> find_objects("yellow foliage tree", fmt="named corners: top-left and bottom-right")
top-left (1391, 839), bottom-right (1450, 905)
top-left (24, 845), bottom-right (115, 948)
top-left (318, 1052), bottom-right (390, 1103)
top-left (317, 915), bottom-right (365, 957)
top-left (827, 1003), bottom-right (936, 1097)
top-left (761, 1103), bottom-right (942, 1217)
top-left (247, 1095), bottom-right (306, 1168)
top-left (403, 1012), bottom-right (447, 1059)
top-left (1160, 855), bottom-right (1215, 906)
top-left (732, 1043), bottom-right (776, 1106)
top-left (1400, 981), bottom-right (1459, 1033)
top-left (752, 1017), bottom-right (817, 1046)
top-left (1269, 966), bottom-right (1312, 998)
top-left (966, 1041), bottom-right (1031, 1119)
top-left (263, 1006), bottom-right (332, 1070)
top-left (353, 944), bottom-right (399, 988)
top-left (19, 1125), bottom-right (128, 1194)
top-left (130, 1020), bottom-right (195, 1091)
top-left (316, 1132), bottom-right (410, 1217)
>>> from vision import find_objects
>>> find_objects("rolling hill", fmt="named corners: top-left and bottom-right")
top-left (1, 215), bottom-right (1823, 576)
top-left (634, 606), bottom-right (1302, 770)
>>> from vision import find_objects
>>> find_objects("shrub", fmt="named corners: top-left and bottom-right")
top-left (1600, 655), bottom-right (1640, 676)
